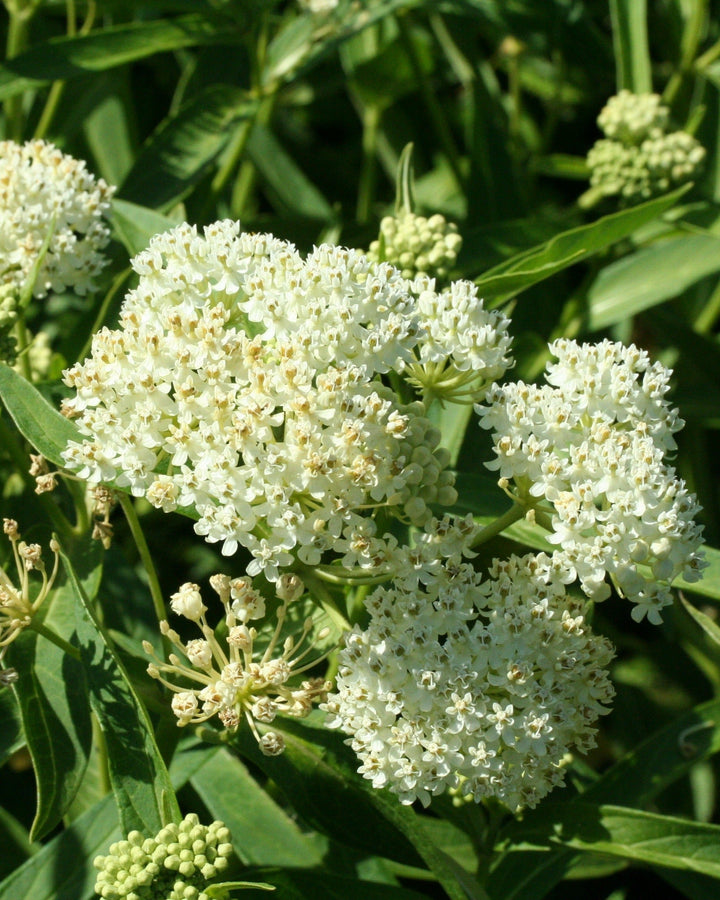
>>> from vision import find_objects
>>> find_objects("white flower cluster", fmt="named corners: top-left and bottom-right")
top-left (93, 814), bottom-right (232, 900)
top-left (325, 529), bottom-right (615, 811)
top-left (368, 212), bottom-right (463, 280)
top-left (478, 339), bottom-right (706, 623)
top-left (585, 92), bottom-right (705, 206)
top-left (145, 573), bottom-right (331, 755)
top-left (404, 277), bottom-right (513, 402)
top-left (0, 139), bottom-right (114, 298)
top-left (62, 221), bottom-right (513, 578)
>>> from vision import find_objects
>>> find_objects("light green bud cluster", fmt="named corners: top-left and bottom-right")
top-left (596, 89), bottom-right (669, 144)
top-left (396, 409), bottom-right (457, 524)
top-left (368, 212), bottom-right (462, 279)
top-left (0, 287), bottom-right (18, 365)
top-left (93, 814), bottom-right (233, 900)
top-left (584, 91), bottom-right (705, 206)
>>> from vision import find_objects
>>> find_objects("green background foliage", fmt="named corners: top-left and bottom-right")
top-left (2, 1), bottom-right (720, 898)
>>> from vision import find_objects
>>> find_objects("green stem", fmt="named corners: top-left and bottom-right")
top-left (469, 501), bottom-right (526, 550)
top-left (76, 267), bottom-right (133, 363)
top-left (4, 6), bottom-right (33, 140)
top-left (92, 712), bottom-right (111, 795)
top-left (356, 102), bottom-right (381, 224)
top-left (300, 569), bottom-right (352, 633)
top-left (396, 11), bottom-right (464, 192)
top-left (28, 618), bottom-right (81, 659)
top-left (693, 277), bottom-right (720, 333)
top-left (664, 0), bottom-right (709, 106)
top-left (116, 493), bottom-right (167, 631)
top-left (0, 415), bottom-right (76, 540)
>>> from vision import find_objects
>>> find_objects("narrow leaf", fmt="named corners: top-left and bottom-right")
top-left (0, 15), bottom-right (239, 101)
top-left (474, 187), bottom-right (689, 302)
top-left (8, 579), bottom-right (93, 841)
top-left (230, 868), bottom-right (430, 899)
top-left (586, 233), bottom-right (720, 331)
top-left (609, 0), bottom-right (652, 93)
top-left (0, 795), bottom-right (118, 900)
top-left (0, 363), bottom-right (82, 467)
top-left (679, 593), bottom-right (720, 648)
top-left (111, 199), bottom-right (178, 256)
top-left (119, 86), bottom-right (256, 210)
top-left (60, 547), bottom-right (180, 834)
top-left (190, 747), bottom-right (324, 867)
top-left (0, 687), bottom-right (24, 767)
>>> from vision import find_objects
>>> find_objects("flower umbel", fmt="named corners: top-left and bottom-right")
top-left (0, 139), bottom-right (114, 298)
top-left (0, 519), bottom-right (60, 663)
top-left (478, 339), bottom-right (706, 622)
top-left (145, 573), bottom-right (331, 754)
top-left (93, 813), bottom-right (232, 900)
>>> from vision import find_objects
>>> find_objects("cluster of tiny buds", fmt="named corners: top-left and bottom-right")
top-left (0, 519), bottom-right (60, 663)
top-left (145, 573), bottom-right (332, 755)
top-left (582, 91), bottom-right (705, 207)
top-left (93, 813), bottom-right (233, 900)
top-left (368, 211), bottom-right (463, 279)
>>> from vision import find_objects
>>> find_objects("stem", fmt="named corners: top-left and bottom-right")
top-left (28, 618), bottom-right (81, 659)
top-left (4, 6), bottom-right (33, 140)
top-left (356, 103), bottom-right (381, 224)
top-left (116, 493), bottom-right (167, 631)
top-left (300, 570), bottom-right (352, 633)
top-left (469, 501), bottom-right (526, 550)
top-left (0, 416), bottom-right (76, 540)
top-left (93, 712), bottom-right (111, 795)
top-left (396, 11), bottom-right (464, 192)
top-left (76, 267), bottom-right (133, 363)
top-left (663, 0), bottom-right (709, 106)
top-left (693, 277), bottom-right (720, 333)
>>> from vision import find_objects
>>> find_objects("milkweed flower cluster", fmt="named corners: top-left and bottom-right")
top-left (324, 524), bottom-right (615, 811)
top-left (478, 339), bottom-right (706, 623)
top-left (368, 211), bottom-right (463, 280)
top-left (0, 139), bottom-right (114, 298)
top-left (93, 814), bottom-right (232, 900)
top-left (583, 91), bottom-right (705, 206)
top-left (0, 519), bottom-right (59, 663)
top-left (144, 573), bottom-right (331, 755)
top-left (61, 220), bottom-right (511, 578)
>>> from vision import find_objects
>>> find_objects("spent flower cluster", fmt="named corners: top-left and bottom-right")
top-left (583, 90), bottom-right (705, 206)
top-left (0, 139), bottom-right (114, 298)
top-left (145, 573), bottom-right (331, 755)
top-left (0, 518), bottom-right (59, 663)
top-left (93, 814), bottom-right (232, 900)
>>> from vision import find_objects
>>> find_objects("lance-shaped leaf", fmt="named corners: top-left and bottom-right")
top-left (60, 546), bottom-right (180, 834)
top-left (0, 363), bottom-right (82, 467)
top-left (0, 15), bottom-right (241, 101)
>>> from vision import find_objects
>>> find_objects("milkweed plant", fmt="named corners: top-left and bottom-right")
top-left (2, 3), bottom-right (720, 900)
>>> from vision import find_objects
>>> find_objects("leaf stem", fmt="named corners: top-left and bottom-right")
top-left (116, 493), bottom-right (167, 633)
top-left (28, 618), bottom-right (81, 660)
top-left (469, 501), bottom-right (527, 550)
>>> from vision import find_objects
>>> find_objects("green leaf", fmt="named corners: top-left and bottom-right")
top-left (586, 233), bottom-right (720, 331)
top-left (233, 718), bottom-right (486, 900)
top-left (499, 802), bottom-right (720, 878)
top-left (0, 15), bottom-right (239, 101)
top-left (679, 593), bottom-right (720, 648)
top-left (190, 747), bottom-right (325, 867)
top-left (7, 574), bottom-right (93, 841)
top-left (119, 86), bottom-right (256, 210)
top-left (0, 794), bottom-right (119, 900)
top-left (474, 187), bottom-right (690, 302)
top-left (0, 686), bottom-right (24, 768)
top-left (609, 0), bottom-right (652, 93)
top-left (0, 364), bottom-right (83, 467)
top-left (488, 695), bottom-right (720, 900)
top-left (0, 807), bottom-right (35, 879)
top-left (247, 124), bottom-right (335, 221)
top-left (59, 547), bottom-right (180, 835)
top-left (111, 199), bottom-right (178, 257)
top-left (231, 868), bottom-right (431, 899)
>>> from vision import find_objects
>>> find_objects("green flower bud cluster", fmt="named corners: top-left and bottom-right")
top-left (0, 287), bottom-right (18, 366)
top-left (93, 814), bottom-right (233, 900)
top-left (368, 212), bottom-right (462, 279)
top-left (584, 91), bottom-right (705, 207)
top-left (396, 409), bottom-right (457, 524)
